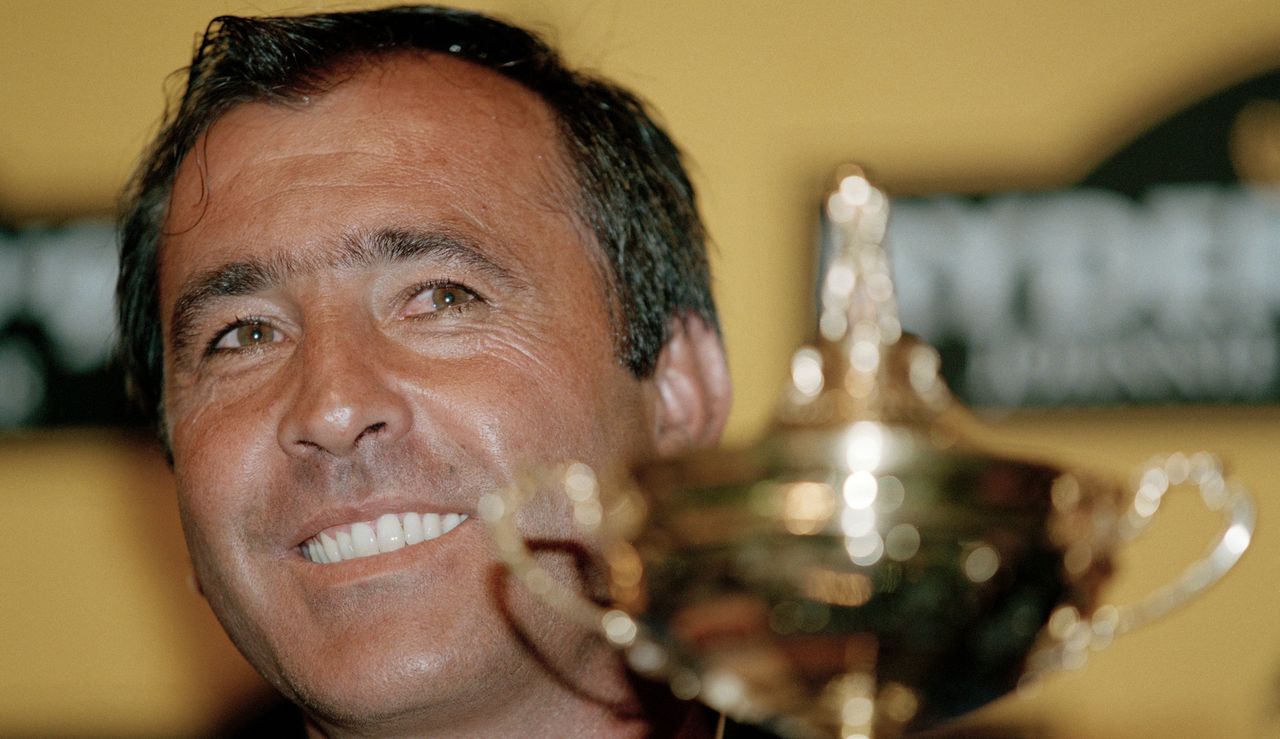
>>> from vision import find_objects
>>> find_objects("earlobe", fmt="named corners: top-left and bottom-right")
top-left (649, 314), bottom-right (732, 458)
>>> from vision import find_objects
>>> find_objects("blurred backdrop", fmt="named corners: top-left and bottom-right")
top-left (2, 1), bottom-right (1279, 736)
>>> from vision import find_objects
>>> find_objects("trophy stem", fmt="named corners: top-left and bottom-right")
top-left (815, 634), bottom-right (916, 739)
top-left (825, 634), bottom-right (880, 739)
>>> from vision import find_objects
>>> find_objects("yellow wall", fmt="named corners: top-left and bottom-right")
top-left (0, 434), bottom-right (266, 736)
top-left (2, 1), bottom-right (1279, 736)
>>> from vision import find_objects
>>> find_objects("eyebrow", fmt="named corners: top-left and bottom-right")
top-left (168, 227), bottom-right (517, 358)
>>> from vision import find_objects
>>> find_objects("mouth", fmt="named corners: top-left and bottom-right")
top-left (300, 511), bottom-right (470, 565)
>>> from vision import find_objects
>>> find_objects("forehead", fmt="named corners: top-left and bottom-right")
top-left (160, 52), bottom-right (583, 285)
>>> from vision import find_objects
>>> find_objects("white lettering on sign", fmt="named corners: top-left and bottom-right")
top-left (887, 186), bottom-right (1280, 405)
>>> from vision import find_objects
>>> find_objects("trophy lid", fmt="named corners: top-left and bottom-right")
top-left (774, 166), bottom-right (954, 432)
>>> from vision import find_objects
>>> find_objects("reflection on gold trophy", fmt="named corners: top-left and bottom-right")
top-left (482, 166), bottom-right (1256, 738)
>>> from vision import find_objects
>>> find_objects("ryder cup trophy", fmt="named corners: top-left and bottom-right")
top-left (481, 166), bottom-right (1256, 738)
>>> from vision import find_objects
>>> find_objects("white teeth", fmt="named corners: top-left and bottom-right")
top-left (302, 512), bottom-right (469, 565)
top-left (320, 533), bottom-right (341, 563)
top-left (403, 512), bottom-right (424, 545)
top-left (376, 513), bottom-right (405, 552)
top-left (351, 522), bottom-right (378, 557)
top-left (336, 530), bottom-right (356, 559)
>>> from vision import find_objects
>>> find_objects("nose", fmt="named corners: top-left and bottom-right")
top-left (277, 330), bottom-right (412, 458)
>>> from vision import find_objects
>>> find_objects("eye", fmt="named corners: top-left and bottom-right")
top-left (404, 283), bottom-right (480, 318)
top-left (211, 320), bottom-right (283, 351)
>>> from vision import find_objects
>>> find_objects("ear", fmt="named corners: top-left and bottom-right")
top-left (648, 314), bottom-right (733, 458)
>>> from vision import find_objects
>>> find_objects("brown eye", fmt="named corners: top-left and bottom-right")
top-left (406, 284), bottom-right (478, 317)
top-left (430, 286), bottom-right (474, 309)
top-left (214, 321), bottom-right (280, 350)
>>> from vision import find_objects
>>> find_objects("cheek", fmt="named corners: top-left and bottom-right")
top-left (168, 386), bottom-right (282, 549)
top-left (398, 335), bottom-right (645, 477)
top-left (168, 353), bottom-right (294, 464)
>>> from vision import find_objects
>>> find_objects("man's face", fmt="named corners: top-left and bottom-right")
top-left (158, 55), bottom-right (654, 731)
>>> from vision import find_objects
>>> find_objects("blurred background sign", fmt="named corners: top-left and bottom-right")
top-left (0, 220), bottom-right (130, 428)
top-left (892, 184), bottom-right (1279, 407)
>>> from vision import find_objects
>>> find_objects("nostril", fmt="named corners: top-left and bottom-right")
top-left (354, 421), bottom-right (388, 446)
top-left (278, 376), bottom-right (412, 457)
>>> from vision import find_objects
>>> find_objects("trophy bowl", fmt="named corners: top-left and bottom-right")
top-left (481, 168), bottom-right (1255, 739)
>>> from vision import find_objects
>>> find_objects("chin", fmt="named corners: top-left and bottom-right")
top-left (273, 620), bottom-right (512, 735)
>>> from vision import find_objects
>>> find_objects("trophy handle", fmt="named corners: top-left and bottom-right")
top-left (1036, 453), bottom-right (1255, 675)
top-left (1106, 453), bottom-right (1256, 635)
top-left (478, 462), bottom-right (644, 648)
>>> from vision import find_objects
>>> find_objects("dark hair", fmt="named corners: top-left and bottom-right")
top-left (117, 4), bottom-right (716, 426)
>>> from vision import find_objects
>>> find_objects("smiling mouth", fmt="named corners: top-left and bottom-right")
top-left (300, 512), bottom-right (470, 565)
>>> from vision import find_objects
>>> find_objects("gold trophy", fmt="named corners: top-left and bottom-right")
top-left (481, 166), bottom-right (1256, 738)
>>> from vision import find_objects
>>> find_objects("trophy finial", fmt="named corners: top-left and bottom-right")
top-left (783, 166), bottom-right (950, 425)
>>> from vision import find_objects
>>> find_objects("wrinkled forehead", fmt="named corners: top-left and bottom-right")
top-left (159, 51), bottom-right (594, 287)
top-left (174, 53), bottom-right (578, 212)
